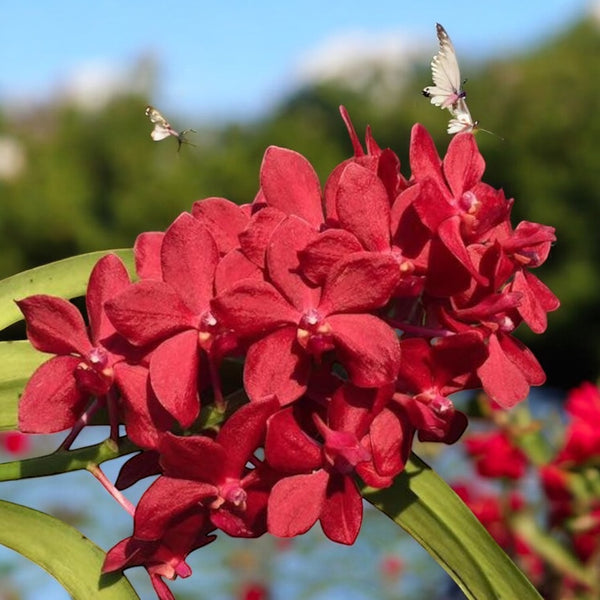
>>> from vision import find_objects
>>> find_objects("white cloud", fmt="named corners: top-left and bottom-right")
top-left (58, 55), bottom-right (155, 112)
top-left (59, 61), bottom-right (127, 111)
top-left (294, 29), bottom-right (427, 95)
top-left (1, 54), bottom-right (156, 116)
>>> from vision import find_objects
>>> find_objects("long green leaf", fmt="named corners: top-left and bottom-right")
top-left (0, 249), bottom-right (134, 331)
top-left (0, 499), bottom-right (140, 599)
top-left (364, 453), bottom-right (543, 600)
top-left (0, 340), bottom-right (48, 430)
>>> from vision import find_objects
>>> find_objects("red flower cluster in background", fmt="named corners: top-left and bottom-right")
top-left (541, 383), bottom-right (600, 575)
top-left (16, 108), bottom-right (559, 599)
top-left (455, 382), bottom-right (600, 598)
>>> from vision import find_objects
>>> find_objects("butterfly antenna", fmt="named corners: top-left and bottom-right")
top-left (475, 124), bottom-right (504, 141)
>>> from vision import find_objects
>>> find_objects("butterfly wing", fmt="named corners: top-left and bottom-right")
top-left (145, 106), bottom-right (167, 125)
top-left (447, 98), bottom-right (477, 134)
top-left (423, 23), bottom-right (465, 109)
top-left (145, 105), bottom-right (179, 141)
top-left (150, 124), bottom-right (173, 141)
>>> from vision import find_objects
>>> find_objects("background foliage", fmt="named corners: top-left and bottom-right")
top-left (1, 17), bottom-right (598, 390)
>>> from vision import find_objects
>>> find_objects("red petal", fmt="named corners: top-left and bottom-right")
top-left (328, 384), bottom-right (390, 435)
top-left (237, 475), bottom-right (275, 537)
top-left (377, 147), bottom-right (405, 199)
top-left (336, 162), bottom-right (391, 252)
top-left (134, 231), bottom-right (164, 280)
top-left (324, 159), bottom-right (351, 221)
top-left (244, 327), bottom-right (310, 404)
top-left (443, 133), bottom-right (485, 197)
top-left (339, 106), bottom-right (365, 157)
top-left (150, 331), bottom-right (200, 428)
top-left (103, 538), bottom-right (132, 572)
top-left (161, 213), bottom-right (219, 314)
top-left (267, 470), bottom-right (328, 537)
top-left (105, 280), bottom-right (196, 346)
top-left (424, 237), bottom-right (472, 297)
top-left (411, 177), bottom-right (453, 231)
top-left (192, 196), bottom-right (249, 255)
top-left (299, 229), bottom-right (363, 285)
top-left (363, 408), bottom-right (410, 481)
top-left (265, 407), bottom-right (322, 472)
top-left (214, 249), bottom-right (262, 294)
top-left (160, 432), bottom-right (226, 482)
top-left (477, 334), bottom-right (531, 408)
top-left (409, 124), bottom-right (443, 182)
top-left (238, 206), bottom-right (287, 269)
top-left (320, 475), bottom-right (363, 545)
top-left (17, 296), bottom-right (92, 356)
top-left (217, 397), bottom-right (279, 474)
top-left (18, 356), bottom-right (87, 432)
top-left (211, 280), bottom-right (299, 338)
top-left (319, 252), bottom-right (400, 314)
top-left (134, 477), bottom-right (214, 540)
top-left (86, 254), bottom-right (131, 344)
top-left (499, 333), bottom-right (546, 387)
top-left (512, 270), bottom-right (560, 334)
top-left (437, 217), bottom-right (488, 285)
top-left (260, 146), bottom-right (324, 228)
top-left (266, 216), bottom-right (320, 310)
top-left (114, 363), bottom-right (174, 450)
top-left (329, 314), bottom-right (401, 387)
top-left (115, 451), bottom-right (160, 490)
top-left (398, 333), bottom-right (487, 395)
top-left (432, 333), bottom-right (487, 393)
top-left (210, 507), bottom-right (261, 538)
top-left (390, 184), bottom-right (431, 258)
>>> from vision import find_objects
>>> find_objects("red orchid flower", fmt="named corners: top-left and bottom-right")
top-left (103, 512), bottom-right (216, 600)
top-left (133, 398), bottom-right (279, 542)
top-left (212, 215), bottom-right (402, 404)
top-left (17, 254), bottom-right (132, 435)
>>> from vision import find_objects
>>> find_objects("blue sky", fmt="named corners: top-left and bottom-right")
top-left (0, 0), bottom-right (593, 122)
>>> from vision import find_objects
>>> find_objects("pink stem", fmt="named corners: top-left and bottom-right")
top-left (58, 397), bottom-right (103, 451)
top-left (88, 463), bottom-right (135, 516)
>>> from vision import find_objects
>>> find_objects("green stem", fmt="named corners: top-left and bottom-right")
top-left (0, 436), bottom-right (138, 482)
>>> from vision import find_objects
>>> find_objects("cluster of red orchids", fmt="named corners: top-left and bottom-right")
top-left (16, 108), bottom-right (559, 599)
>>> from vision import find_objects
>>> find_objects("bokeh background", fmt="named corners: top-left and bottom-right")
top-left (1, 1), bottom-right (599, 598)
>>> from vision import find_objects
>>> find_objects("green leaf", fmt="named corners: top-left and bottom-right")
top-left (364, 453), bottom-right (543, 600)
top-left (0, 249), bottom-right (134, 331)
top-left (0, 340), bottom-right (48, 431)
top-left (0, 499), bottom-right (140, 599)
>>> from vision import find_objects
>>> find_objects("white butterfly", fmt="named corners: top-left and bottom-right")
top-left (447, 98), bottom-right (478, 135)
top-left (423, 24), bottom-right (478, 135)
top-left (145, 105), bottom-right (196, 151)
